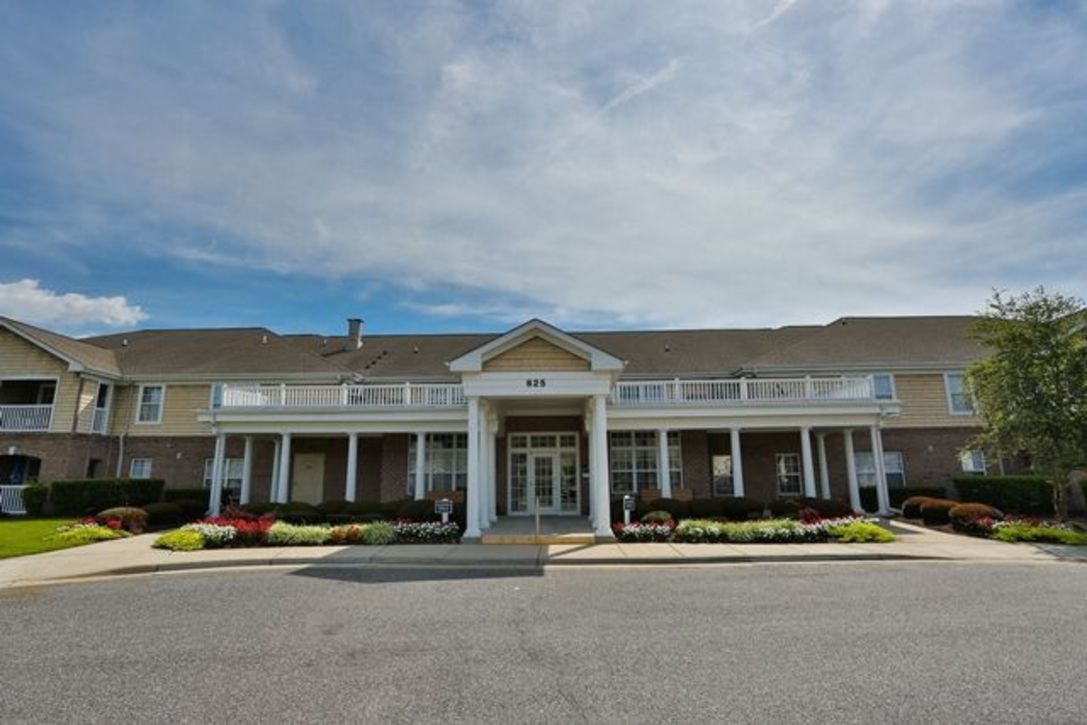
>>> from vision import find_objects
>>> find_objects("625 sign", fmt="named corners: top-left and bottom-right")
top-left (525, 378), bottom-right (547, 389)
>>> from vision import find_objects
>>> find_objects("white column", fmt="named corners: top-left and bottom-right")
top-left (276, 432), bottom-right (292, 504)
top-left (870, 426), bottom-right (891, 516)
top-left (239, 435), bottom-right (253, 505)
top-left (464, 397), bottom-right (482, 538)
top-left (413, 432), bottom-right (427, 500)
top-left (730, 428), bottom-right (745, 497)
top-left (270, 438), bottom-right (281, 503)
top-left (800, 426), bottom-right (817, 498)
top-left (587, 406), bottom-right (597, 525)
top-left (208, 432), bottom-right (226, 516)
top-left (843, 430), bottom-right (861, 512)
top-left (591, 394), bottom-right (612, 537)
top-left (487, 416), bottom-right (498, 523)
top-left (816, 432), bottom-right (830, 500)
top-left (345, 433), bottom-right (358, 502)
top-left (657, 429), bottom-right (671, 498)
top-left (478, 411), bottom-right (491, 531)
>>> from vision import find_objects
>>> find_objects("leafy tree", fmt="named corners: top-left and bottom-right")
top-left (966, 288), bottom-right (1087, 519)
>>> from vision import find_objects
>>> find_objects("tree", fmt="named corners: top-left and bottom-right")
top-left (966, 287), bottom-right (1087, 519)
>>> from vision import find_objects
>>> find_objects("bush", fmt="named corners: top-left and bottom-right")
top-left (901, 496), bottom-right (934, 519)
top-left (163, 488), bottom-right (211, 503)
top-left (953, 476), bottom-right (1053, 516)
top-left (21, 484), bottom-right (48, 517)
top-left (687, 497), bottom-right (765, 521)
top-left (181, 522), bottom-right (237, 547)
top-left (273, 502), bottom-right (322, 524)
top-left (635, 497), bottom-right (689, 522)
top-left (95, 506), bottom-right (149, 533)
top-left (174, 499), bottom-right (208, 522)
top-left (861, 485), bottom-right (948, 512)
top-left (919, 499), bottom-right (959, 526)
top-left (197, 516), bottom-right (272, 546)
top-left (828, 521), bottom-right (895, 543)
top-left (766, 498), bottom-right (850, 519)
top-left (612, 520), bottom-right (675, 542)
top-left (949, 503), bottom-right (1004, 535)
top-left (346, 500), bottom-right (386, 516)
top-left (241, 502), bottom-right (277, 516)
top-left (141, 502), bottom-right (183, 527)
top-left (266, 521), bottom-right (330, 546)
top-left (639, 510), bottom-right (674, 524)
top-left (362, 521), bottom-right (396, 545)
top-left (328, 524), bottom-right (365, 544)
top-left (53, 521), bottom-right (129, 544)
top-left (991, 522), bottom-right (1087, 545)
top-left (317, 500), bottom-right (352, 516)
top-left (49, 478), bottom-right (165, 516)
top-left (393, 521), bottom-right (462, 543)
top-left (153, 529), bottom-right (205, 551)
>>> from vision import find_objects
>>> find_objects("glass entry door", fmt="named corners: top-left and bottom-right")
top-left (507, 433), bottom-right (580, 515)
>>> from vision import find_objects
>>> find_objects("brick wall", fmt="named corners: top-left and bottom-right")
top-left (0, 432), bottom-right (118, 481)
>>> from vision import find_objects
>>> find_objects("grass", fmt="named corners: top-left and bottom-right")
top-left (0, 518), bottom-right (79, 559)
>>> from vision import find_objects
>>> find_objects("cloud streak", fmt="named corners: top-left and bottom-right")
top-left (0, 1), bottom-right (1084, 329)
top-left (0, 279), bottom-right (147, 328)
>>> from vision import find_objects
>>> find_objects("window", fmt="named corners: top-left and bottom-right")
top-left (608, 431), bottom-right (682, 494)
top-left (945, 373), bottom-right (974, 414)
top-left (873, 374), bottom-right (895, 400)
top-left (855, 451), bottom-right (906, 488)
top-left (407, 433), bottom-right (468, 494)
top-left (775, 453), bottom-right (802, 496)
top-left (203, 458), bottom-right (245, 494)
top-left (129, 458), bottom-right (153, 479)
top-left (960, 450), bottom-right (987, 475)
top-left (712, 454), bottom-right (733, 497)
top-left (137, 385), bottom-right (164, 423)
top-left (36, 382), bottom-right (56, 405)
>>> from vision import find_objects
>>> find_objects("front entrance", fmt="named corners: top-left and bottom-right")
top-left (291, 452), bottom-right (325, 504)
top-left (508, 432), bottom-right (580, 515)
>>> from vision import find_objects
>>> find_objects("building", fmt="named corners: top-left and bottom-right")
top-left (0, 315), bottom-right (992, 536)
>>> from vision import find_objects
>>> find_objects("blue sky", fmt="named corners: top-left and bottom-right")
top-left (0, 1), bottom-right (1084, 337)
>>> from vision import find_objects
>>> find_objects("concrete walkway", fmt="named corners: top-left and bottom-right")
top-left (0, 520), bottom-right (1082, 588)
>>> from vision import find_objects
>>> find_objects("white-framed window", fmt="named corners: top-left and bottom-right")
top-left (944, 373), bottom-right (975, 415)
top-left (960, 450), bottom-right (987, 475)
top-left (203, 458), bottom-right (245, 493)
top-left (608, 431), bottom-right (682, 494)
top-left (855, 451), bottom-right (906, 488)
top-left (136, 384), bottom-right (165, 424)
top-left (129, 458), bottom-right (153, 479)
top-left (872, 374), bottom-right (895, 401)
top-left (712, 454), bottom-right (733, 497)
top-left (407, 433), bottom-right (468, 493)
top-left (775, 453), bottom-right (802, 496)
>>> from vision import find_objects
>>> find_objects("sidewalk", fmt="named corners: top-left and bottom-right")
top-left (1, 520), bottom-right (1082, 588)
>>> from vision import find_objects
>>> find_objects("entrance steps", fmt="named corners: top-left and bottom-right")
top-left (481, 516), bottom-right (597, 545)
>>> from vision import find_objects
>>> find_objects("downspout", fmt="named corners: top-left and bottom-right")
top-left (115, 383), bottom-right (135, 478)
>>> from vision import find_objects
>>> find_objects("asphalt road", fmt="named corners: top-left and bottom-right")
top-left (2, 562), bottom-right (1086, 723)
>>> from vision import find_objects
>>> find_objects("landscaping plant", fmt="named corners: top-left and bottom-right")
top-left (265, 521), bottom-right (331, 546)
top-left (52, 520), bottom-right (129, 545)
top-left (153, 529), bottom-right (205, 551)
top-left (827, 521), bottom-right (895, 543)
top-left (948, 503), bottom-right (1004, 536)
top-left (95, 507), bottom-right (149, 534)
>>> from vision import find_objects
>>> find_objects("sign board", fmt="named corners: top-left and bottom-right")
top-left (623, 495), bottom-right (636, 512)
top-left (434, 499), bottom-right (454, 515)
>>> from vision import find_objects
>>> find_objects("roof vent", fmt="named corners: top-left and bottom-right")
top-left (261, 334), bottom-right (268, 344)
top-left (413, 345), bottom-right (419, 354)
top-left (121, 338), bottom-right (128, 347)
top-left (346, 318), bottom-right (364, 351)
top-left (664, 344), bottom-right (671, 352)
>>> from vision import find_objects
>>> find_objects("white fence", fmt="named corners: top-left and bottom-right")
top-left (219, 383), bottom-right (467, 410)
top-left (612, 376), bottom-right (876, 406)
top-left (0, 405), bottom-right (53, 432)
top-left (0, 485), bottom-right (27, 515)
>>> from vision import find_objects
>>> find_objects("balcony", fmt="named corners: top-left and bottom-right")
top-left (611, 377), bottom-right (878, 407)
top-left (0, 404), bottom-right (53, 432)
top-left (217, 383), bottom-right (467, 410)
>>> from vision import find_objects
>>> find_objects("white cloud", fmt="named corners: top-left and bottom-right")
top-left (0, 279), bottom-right (147, 327)
top-left (0, 1), bottom-right (1084, 328)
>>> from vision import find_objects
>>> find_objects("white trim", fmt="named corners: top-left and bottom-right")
top-left (506, 431), bottom-right (581, 516)
top-left (129, 457), bottom-right (153, 479)
top-left (448, 319), bottom-right (624, 373)
top-left (943, 372), bottom-right (975, 416)
top-left (872, 373), bottom-right (896, 401)
top-left (135, 383), bottom-right (166, 425)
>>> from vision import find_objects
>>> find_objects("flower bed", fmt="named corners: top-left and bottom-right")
top-left (152, 516), bottom-right (461, 551)
top-left (611, 516), bottom-right (894, 544)
top-left (53, 520), bottom-right (131, 545)
top-left (984, 518), bottom-right (1087, 545)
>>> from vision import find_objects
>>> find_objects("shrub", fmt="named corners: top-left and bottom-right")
top-left (346, 500), bottom-right (386, 517)
top-left (142, 502), bottom-right (183, 527)
top-left (21, 484), bottom-right (48, 517)
top-left (393, 521), bottom-right (461, 543)
top-left (362, 521), bottom-right (397, 545)
top-left (53, 521), bottom-right (129, 544)
top-left (181, 522), bottom-right (237, 547)
top-left (162, 488), bottom-right (211, 503)
top-left (266, 521), bottom-right (330, 546)
top-left (919, 499), bottom-right (959, 526)
top-left (317, 500), bottom-right (352, 517)
top-left (720, 496), bottom-right (767, 521)
top-left (766, 499), bottom-right (801, 518)
top-left (991, 522), bottom-right (1087, 545)
top-left (174, 499), bottom-right (208, 522)
top-left (828, 521), bottom-right (895, 543)
top-left (861, 485), bottom-right (948, 512)
top-left (273, 502), bottom-right (322, 524)
top-left (901, 496), bottom-right (934, 519)
top-left (639, 510), bottom-right (674, 524)
top-left (612, 521), bottom-right (674, 542)
top-left (767, 498), bottom-right (850, 519)
top-left (635, 497), bottom-right (688, 522)
top-left (329, 524), bottom-right (365, 544)
top-left (953, 476), bottom-right (1053, 516)
top-left (949, 503), bottom-right (1004, 535)
top-left (241, 502), bottom-right (277, 516)
top-left (198, 516), bottom-right (272, 546)
top-left (95, 506), bottom-right (148, 533)
top-left (395, 499), bottom-right (439, 522)
top-left (49, 478), bottom-right (165, 516)
top-left (153, 529), bottom-right (205, 551)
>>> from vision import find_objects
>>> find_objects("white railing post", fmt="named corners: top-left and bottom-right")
top-left (279, 383), bottom-right (287, 406)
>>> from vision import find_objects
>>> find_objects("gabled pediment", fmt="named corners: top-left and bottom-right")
top-left (448, 319), bottom-right (625, 374)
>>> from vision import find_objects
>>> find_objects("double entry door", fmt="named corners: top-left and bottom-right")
top-left (508, 433), bottom-right (580, 515)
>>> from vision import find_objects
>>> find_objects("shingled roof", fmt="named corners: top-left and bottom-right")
top-left (1, 316), bottom-right (121, 376)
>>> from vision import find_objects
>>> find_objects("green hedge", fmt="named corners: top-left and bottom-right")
top-left (50, 478), bottom-right (165, 516)
top-left (861, 486), bottom-right (947, 512)
top-left (953, 476), bottom-right (1052, 516)
top-left (163, 488), bottom-right (211, 503)
top-left (21, 484), bottom-right (48, 517)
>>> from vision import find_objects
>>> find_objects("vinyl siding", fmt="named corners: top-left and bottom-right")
top-left (73, 382), bottom-right (98, 434)
top-left (0, 327), bottom-right (82, 433)
top-left (483, 337), bottom-right (590, 372)
top-left (110, 383), bottom-right (214, 437)
top-left (893, 373), bottom-right (979, 428)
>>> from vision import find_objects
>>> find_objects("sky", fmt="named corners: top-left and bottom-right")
top-left (0, 0), bottom-right (1085, 337)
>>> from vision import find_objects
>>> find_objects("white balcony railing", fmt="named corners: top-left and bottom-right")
top-left (611, 376), bottom-right (877, 407)
top-left (91, 407), bottom-right (109, 434)
top-left (218, 383), bottom-right (467, 410)
top-left (0, 485), bottom-right (27, 515)
top-left (0, 404), bottom-right (53, 432)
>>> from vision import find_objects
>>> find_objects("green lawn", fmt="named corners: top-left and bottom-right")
top-left (0, 518), bottom-right (78, 559)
